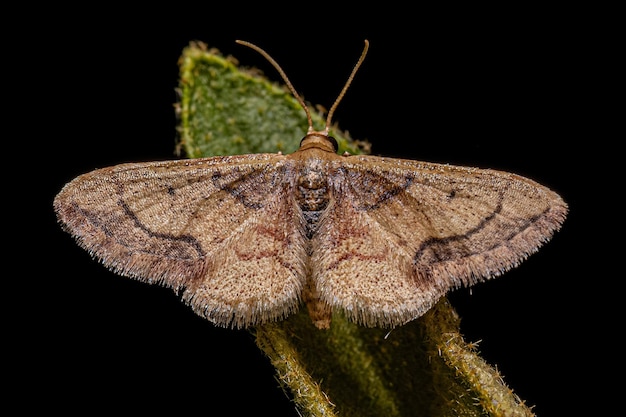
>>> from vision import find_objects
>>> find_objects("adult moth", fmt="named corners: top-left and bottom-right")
top-left (54, 40), bottom-right (567, 329)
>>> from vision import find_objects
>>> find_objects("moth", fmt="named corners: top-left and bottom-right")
top-left (54, 40), bottom-right (567, 329)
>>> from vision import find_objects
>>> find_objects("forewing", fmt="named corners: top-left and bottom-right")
top-left (54, 154), bottom-right (308, 328)
top-left (313, 155), bottom-right (568, 327)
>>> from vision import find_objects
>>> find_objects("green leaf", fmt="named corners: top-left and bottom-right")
top-left (177, 41), bottom-right (535, 417)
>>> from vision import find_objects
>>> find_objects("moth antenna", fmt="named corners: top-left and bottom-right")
top-left (236, 40), bottom-right (314, 132)
top-left (324, 39), bottom-right (369, 135)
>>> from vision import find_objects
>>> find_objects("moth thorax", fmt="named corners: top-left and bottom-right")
top-left (296, 163), bottom-right (330, 240)
top-left (297, 164), bottom-right (329, 212)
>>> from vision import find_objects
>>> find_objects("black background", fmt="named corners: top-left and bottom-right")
top-left (15, 5), bottom-right (611, 416)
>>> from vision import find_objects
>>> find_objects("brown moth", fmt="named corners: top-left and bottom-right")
top-left (54, 40), bottom-right (567, 329)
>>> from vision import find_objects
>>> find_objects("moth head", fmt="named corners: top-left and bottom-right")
top-left (299, 132), bottom-right (339, 153)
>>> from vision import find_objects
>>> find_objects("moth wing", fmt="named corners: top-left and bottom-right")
top-left (54, 154), bottom-right (308, 328)
top-left (313, 155), bottom-right (567, 327)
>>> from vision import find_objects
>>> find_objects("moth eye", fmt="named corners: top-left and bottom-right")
top-left (327, 136), bottom-right (338, 153)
